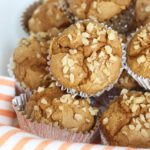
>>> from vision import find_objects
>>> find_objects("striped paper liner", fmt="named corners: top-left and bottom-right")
top-left (0, 76), bottom-right (146, 150)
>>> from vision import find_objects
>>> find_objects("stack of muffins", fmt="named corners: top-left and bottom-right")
top-left (10, 0), bottom-right (150, 148)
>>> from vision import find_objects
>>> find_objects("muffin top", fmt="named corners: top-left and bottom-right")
top-left (136, 0), bottom-right (150, 25)
top-left (25, 86), bottom-right (98, 132)
top-left (28, 0), bottom-right (70, 33)
top-left (67, 0), bottom-right (131, 22)
top-left (13, 32), bottom-right (51, 90)
top-left (49, 20), bottom-right (122, 96)
top-left (100, 89), bottom-right (150, 148)
top-left (127, 24), bottom-right (150, 78)
top-left (115, 70), bottom-right (139, 90)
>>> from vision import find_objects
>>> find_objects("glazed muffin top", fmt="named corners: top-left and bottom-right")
top-left (136, 0), bottom-right (150, 25)
top-left (67, 0), bottom-right (131, 22)
top-left (127, 23), bottom-right (150, 78)
top-left (100, 89), bottom-right (150, 148)
top-left (49, 20), bottom-right (122, 96)
top-left (13, 32), bottom-right (51, 90)
top-left (28, 0), bottom-right (70, 33)
top-left (25, 86), bottom-right (98, 132)
top-left (115, 70), bottom-right (139, 90)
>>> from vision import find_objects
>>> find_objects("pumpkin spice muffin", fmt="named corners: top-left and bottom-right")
top-left (127, 23), bottom-right (150, 79)
top-left (13, 32), bottom-right (52, 90)
top-left (115, 70), bottom-right (139, 90)
top-left (100, 89), bottom-right (150, 148)
top-left (25, 87), bottom-right (99, 132)
top-left (49, 20), bottom-right (123, 96)
top-left (28, 0), bottom-right (70, 33)
top-left (135, 0), bottom-right (150, 26)
top-left (66, 0), bottom-right (131, 22)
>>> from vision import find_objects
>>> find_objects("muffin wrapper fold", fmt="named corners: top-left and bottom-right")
top-left (48, 28), bottom-right (126, 98)
top-left (125, 65), bottom-right (150, 90)
top-left (12, 93), bottom-right (100, 143)
top-left (21, 1), bottom-right (42, 33)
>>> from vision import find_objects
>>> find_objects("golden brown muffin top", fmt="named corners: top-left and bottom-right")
top-left (100, 89), bottom-right (150, 148)
top-left (127, 24), bottom-right (150, 78)
top-left (49, 20), bottom-right (122, 95)
top-left (67, 0), bottom-right (131, 21)
top-left (13, 32), bottom-right (51, 90)
top-left (28, 0), bottom-right (70, 33)
top-left (115, 70), bottom-right (139, 90)
top-left (25, 85), bottom-right (98, 132)
top-left (136, 0), bottom-right (150, 25)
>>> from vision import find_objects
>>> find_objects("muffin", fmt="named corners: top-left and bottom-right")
top-left (135, 0), bottom-right (150, 26)
top-left (115, 70), bottom-right (139, 90)
top-left (66, 0), bottom-right (131, 22)
top-left (13, 86), bottom-right (99, 142)
top-left (28, 0), bottom-right (70, 33)
top-left (49, 20), bottom-right (123, 96)
top-left (126, 23), bottom-right (150, 89)
top-left (13, 32), bottom-right (52, 90)
top-left (100, 89), bottom-right (150, 148)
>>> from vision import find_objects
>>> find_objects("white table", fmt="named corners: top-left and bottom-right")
top-left (0, 0), bottom-right (37, 76)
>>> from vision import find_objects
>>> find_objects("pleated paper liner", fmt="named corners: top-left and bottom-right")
top-left (12, 93), bottom-right (100, 143)
top-left (47, 23), bottom-right (126, 98)
top-left (21, 0), bottom-right (42, 33)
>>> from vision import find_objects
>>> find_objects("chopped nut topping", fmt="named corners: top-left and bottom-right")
top-left (137, 55), bottom-right (146, 64)
top-left (86, 23), bottom-right (94, 32)
top-left (146, 113), bottom-right (150, 119)
top-left (74, 114), bottom-right (82, 121)
top-left (73, 100), bottom-right (79, 105)
top-left (121, 89), bottom-right (129, 95)
top-left (145, 5), bottom-right (150, 12)
top-left (37, 87), bottom-right (45, 93)
top-left (129, 124), bottom-right (135, 130)
top-left (34, 105), bottom-right (39, 111)
top-left (70, 73), bottom-right (75, 83)
top-left (68, 34), bottom-right (73, 41)
top-left (76, 23), bottom-right (81, 29)
top-left (82, 38), bottom-right (89, 46)
top-left (105, 45), bottom-right (112, 54)
top-left (108, 32), bottom-right (116, 41)
top-left (103, 117), bottom-right (109, 125)
top-left (89, 107), bottom-right (98, 116)
top-left (82, 32), bottom-right (90, 38)
top-left (41, 98), bottom-right (48, 105)
top-left (46, 107), bottom-right (53, 118)
top-left (141, 129), bottom-right (149, 138)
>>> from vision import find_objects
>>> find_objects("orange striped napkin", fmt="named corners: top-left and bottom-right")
top-left (0, 76), bottom-right (144, 150)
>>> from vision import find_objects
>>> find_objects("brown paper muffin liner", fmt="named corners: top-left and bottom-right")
top-left (47, 23), bottom-right (126, 98)
top-left (21, 1), bottom-right (42, 33)
top-left (125, 29), bottom-right (150, 91)
top-left (12, 93), bottom-right (100, 143)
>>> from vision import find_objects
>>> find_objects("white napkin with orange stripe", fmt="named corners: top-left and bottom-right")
top-left (0, 76), bottom-right (145, 150)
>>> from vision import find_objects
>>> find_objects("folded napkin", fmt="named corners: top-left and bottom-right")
top-left (0, 76), bottom-right (143, 150)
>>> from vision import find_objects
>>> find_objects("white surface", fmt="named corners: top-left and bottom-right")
top-left (0, 0), bottom-right (37, 76)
